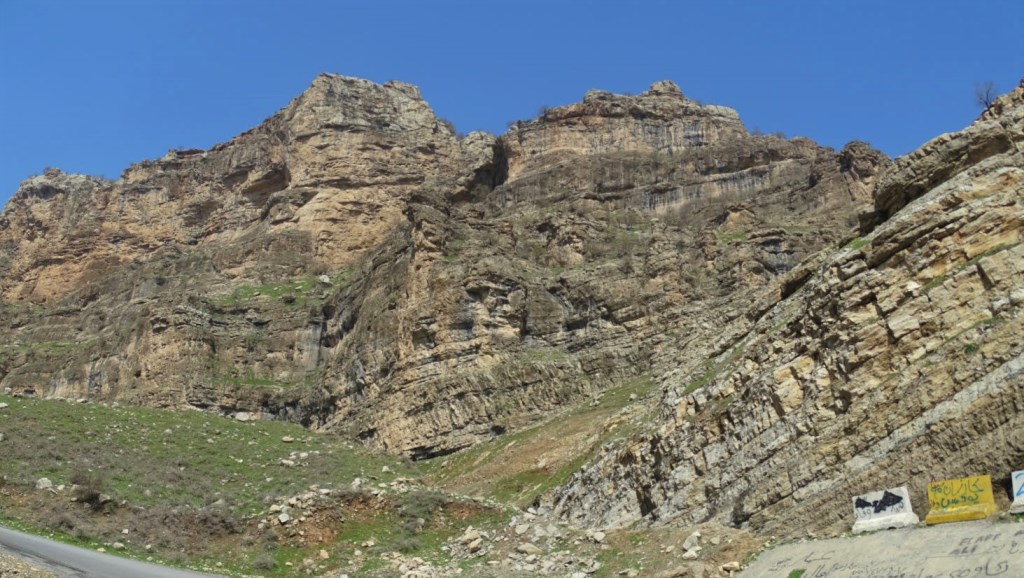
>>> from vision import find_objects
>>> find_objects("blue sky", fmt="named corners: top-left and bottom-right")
top-left (1, 0), bottom-right (1022, 204)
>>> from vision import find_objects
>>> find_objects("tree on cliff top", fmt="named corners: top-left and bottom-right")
top-left (976, 81), bottom-right (996, 110)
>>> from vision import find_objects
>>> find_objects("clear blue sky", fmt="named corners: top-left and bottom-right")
top-left (1, 0), bottom-right (1022, 204)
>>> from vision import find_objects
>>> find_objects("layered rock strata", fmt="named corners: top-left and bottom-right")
top-left (0, 77), bottom-right (884, 460)
top-left (552, 81), bottom-right (1024, 536)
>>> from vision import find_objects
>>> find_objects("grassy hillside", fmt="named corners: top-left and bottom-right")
top-left (0, 395), bottom-right (505, 576)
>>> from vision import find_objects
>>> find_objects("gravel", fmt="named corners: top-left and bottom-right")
top-left (0, 549), bottom-right (56, 577)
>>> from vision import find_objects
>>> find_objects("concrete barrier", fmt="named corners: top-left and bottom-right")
top-left (851, 485), bottom-right (919, 533)
top-left (924, 475), bottom-right (998, 525)
top-left (1011, 470), bottom-right (1024, 514)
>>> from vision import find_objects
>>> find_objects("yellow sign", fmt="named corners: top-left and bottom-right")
top-left (925, 475), bottom-right (998, 525)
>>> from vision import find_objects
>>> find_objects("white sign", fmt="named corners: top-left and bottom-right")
top-left (1011, 471), bottom-right (1024, 514)
top-left (851, 485), bottom-right (919, 533)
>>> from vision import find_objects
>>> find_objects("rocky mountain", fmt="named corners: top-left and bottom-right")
top-left (4, 70), bottom-right (1022, 545)
top-left (0, 75), bottom-right (886, 465)
top-left (552, 80), bottom-right (1024, 537)
top-left (0, 75), bottom-right (472, 302)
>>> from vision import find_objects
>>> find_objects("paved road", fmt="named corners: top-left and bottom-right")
top-left (0, 526), bottom-right (221, 578)
top-left (738, 519), bottom-right (1024, 578)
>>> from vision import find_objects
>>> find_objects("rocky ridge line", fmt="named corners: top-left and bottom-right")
top-left (0, 77), bottom-right (885, 463)
top-left (551, 79), bottom-right (1024, 537)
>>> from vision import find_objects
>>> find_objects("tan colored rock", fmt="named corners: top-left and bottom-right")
top-left (0, 75), bottom-right (886, 459)
top-left (516, 542), bottom-right (543, 555)
top-left (503, 81), bottom-right (745, 182)
top-left (0, 74), bottom-right (470, 303)
top-left (553, 81), bottom-right (1024, 538)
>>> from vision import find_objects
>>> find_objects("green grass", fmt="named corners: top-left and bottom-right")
top-left (524, 346), bottom-right (569, 363)
top-left (0, 393), bottom-right (506, 576)
top-left (682, 340), bottom-right (749, 395)
top-left (3, 340), bottom-right (79, 357)
top-left (921, 275), bottom-right (946, 293)
top-left (445, 235), bottom-right (467, 258)
top-left (0, 515), bottom-right (172, 570)
top-left (844, 237), bottom-right (869, 250)
top-left (488, 462), bottom-right (587, 505)
top-left (923, 242), bottom-right (1019, 294)
top-left (335, 492), bottom-right (508, 574)
top-left (0, 483), bottom-right (302, 578)
top-left (716, 231), bottom-right (748, 244)
top-left (768, 316), bottom-right (792, 334)
top-left (214, 269), bottom-right (355, 307)
top-left (0, 393), bottom-right (439, 576)
top-left (215, 277), bottom-right (313, 307)
top-left (424, 374), bottom-right (657, 506)
top-left (0, 394), bottom-right (413, 516)
top-left (214, 373), bottom-right (315, 391)
top-left (593, 546), bottom-right (643, 578)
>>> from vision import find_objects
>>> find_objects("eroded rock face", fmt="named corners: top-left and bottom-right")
top-left (296, 85), bottom-right (887, 458)
top-left (0, 74), bottom-right (468, 302)
top-left (552, 80), bottom-right (1024, 537)
top-left (503, 81), bottom-right (746, 182)
top-left (0, 77), bottom-right (885, 460)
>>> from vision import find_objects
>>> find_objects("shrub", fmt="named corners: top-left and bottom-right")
top-left (976, 81), bottom-right (996, 110)
top-left (196, 507), bottom-right (241, 536)
top-left (438, 118), bottom-right (457, 135)
top-left (399, 489), bottom-right (446, 529)
top-left (252, 555), bottom-right (276, 570)
top-left (395, 537), bottom-right (421, 553)
top-left (70, 466), bottom-right (106, 508)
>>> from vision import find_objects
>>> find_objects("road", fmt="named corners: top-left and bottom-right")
top-left (738, 518), bottom-right (1024, 578)
top-left (0, 526), bottom-right (221, 578)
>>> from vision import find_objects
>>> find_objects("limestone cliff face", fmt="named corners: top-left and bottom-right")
top-left (0, 77), bottom-right (885, 462)
top-left (0, 73), bottom-right (476, 420)
top-left (552, 80), bottom-right (1024, 536)
top-left (301, 82), bottom-right (887, 458)
top-left (502, 81), bottom-right (746, 181)
top-left (0, 74), bottom-right (469, 302)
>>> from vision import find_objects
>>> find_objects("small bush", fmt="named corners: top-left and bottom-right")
top-left (252, 555), bottom-right (277, 570)
top-left (196, 507), bottom-right (241, 536)
top-left (70, 466), bottom-right (105, 508)
top-left (438, 118), bottom-right (456, 134)
top-left (399, 490), bottom-right (447, 529)
top-left (395, 537), bottom-right (421, 553)
top-left (260, 528), bottom-right (278, 550)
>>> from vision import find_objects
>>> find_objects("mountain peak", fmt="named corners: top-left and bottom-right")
top-left (643, 80), bottom-right (684, 97)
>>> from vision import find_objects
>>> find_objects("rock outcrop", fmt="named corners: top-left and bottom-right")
top-left (0, 74), bottom-right (471, 302)
top-left (503, 81), bottom-right (746, 181)
top-left (552, 80), bottom-right (1024, 536)
top-left (307, 82), bottom-right (887, 457)
top-left (0, 77), bottom-right (885, 461)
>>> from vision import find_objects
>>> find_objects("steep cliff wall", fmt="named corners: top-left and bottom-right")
top-left (0, 74), bottom-right (470, 302)
top-left (552, 80), bottom-right (1024, 536)
top-left (303, 82), bottom-right (887, 457)
top-left (0, 77), bottom-right (885, 460)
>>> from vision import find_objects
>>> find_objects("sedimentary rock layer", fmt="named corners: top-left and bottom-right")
top-left (552, 81), bottom-right (1024, 537)
top-left (0, 77), bottom-right (884, 460)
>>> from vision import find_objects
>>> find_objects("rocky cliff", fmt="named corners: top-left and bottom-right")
top-left (0, 75), bottom-right (473, 302)
top-left (0, 75), bottom-right (885, 463)
top-left (552, 80), bottom-right (1024, 536)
